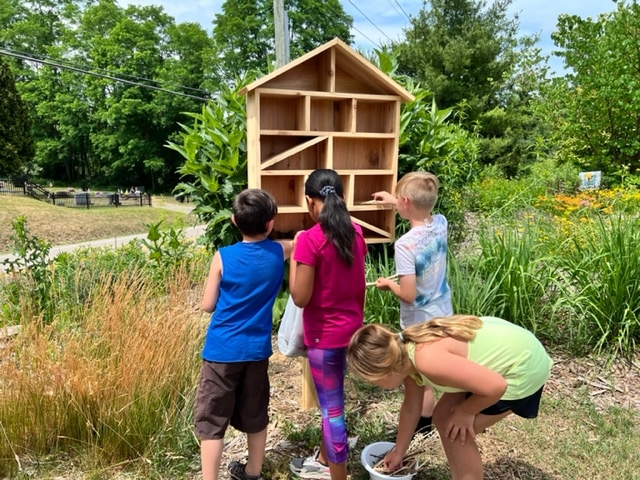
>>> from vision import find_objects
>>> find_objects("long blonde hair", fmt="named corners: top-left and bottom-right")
top-left (347, 315), bottom-right (483, 383)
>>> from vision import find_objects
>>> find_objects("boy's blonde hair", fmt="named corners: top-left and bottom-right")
top-left (395, 172), bottom-right (440, 212)
top-left (347, 315), bottom-right (483, 383)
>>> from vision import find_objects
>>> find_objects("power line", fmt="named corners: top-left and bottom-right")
top-left (1, 46), bottom-right (210, 95)
top-left (385, 0), bottom-right (406, 23)
top-left (323, 2), bottom-right (381, 48)
top-left (393, 0), bottom-right (412, 22)
top-left (345, 0), bottom-right (394, 43)
top-left (0, 49), bottom-right (211, 101)
top-left (352, 25), bottom-right (382, 49)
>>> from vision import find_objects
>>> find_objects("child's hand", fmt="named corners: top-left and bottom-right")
top-left (383, 447), bottom-right (404, 472)
top-left (291, 230), bottom-right (304, 253)
top-left (375, 277), bottom-right (392, 291)
top-left (371, 191), bottom-right (395, 204)
top-left (446, 404), bottom-right (476, 445)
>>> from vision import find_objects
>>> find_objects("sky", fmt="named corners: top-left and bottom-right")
top-left (119, 0), bottom-right (616, 75)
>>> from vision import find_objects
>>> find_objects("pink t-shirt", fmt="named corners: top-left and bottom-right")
top-left (294, 222), bottom-right (367, 349)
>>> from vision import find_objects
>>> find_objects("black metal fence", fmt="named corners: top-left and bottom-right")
top-left (0, 178), bottom-right (152, 208)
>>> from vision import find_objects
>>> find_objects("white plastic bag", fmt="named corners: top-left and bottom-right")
top-left (277, 294), bottom-right (306, 357)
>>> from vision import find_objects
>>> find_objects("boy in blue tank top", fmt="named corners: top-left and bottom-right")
top-left (195, 189), bottom-right (292, 480)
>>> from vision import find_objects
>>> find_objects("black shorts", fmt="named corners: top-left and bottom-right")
top-left (466, 385), bottom-right (544, 419)
top-left (194, 359), bottom-right (270, 440)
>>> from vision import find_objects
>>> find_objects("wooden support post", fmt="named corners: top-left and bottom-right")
top-left (300, 357), bottom-right (318, 410)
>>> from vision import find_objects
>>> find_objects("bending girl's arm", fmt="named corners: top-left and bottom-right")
top-left (416, 340), bottom-right (507, 444)
top-left (416, 340), bottom-right (508, 414)
top-left (201, 251), bottom-right (222, 313)
top-left (384, 376), bottom-right (423, 470)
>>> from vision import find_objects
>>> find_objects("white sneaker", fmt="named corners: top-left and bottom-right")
top-left (289, 450), bottom-right (331, 479)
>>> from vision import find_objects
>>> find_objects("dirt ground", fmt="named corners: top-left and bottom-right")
top-left (216, 343), bottom-right (640, 480)
top-left (6, 336), bottom-right (639, 480)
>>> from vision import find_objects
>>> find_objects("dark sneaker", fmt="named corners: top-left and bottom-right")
top-left (414, 416), bottom-right (433, 436)
top-left (289, 450), bottom-right (331, 479)
top-left (229, 461), bottom-right (263, 480)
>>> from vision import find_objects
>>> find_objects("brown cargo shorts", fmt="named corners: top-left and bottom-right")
top-left (194, 359), bottom-right (270, 440)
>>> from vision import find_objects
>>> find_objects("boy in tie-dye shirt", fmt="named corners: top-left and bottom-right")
top-left (371, 171), bottom-right (453, 435)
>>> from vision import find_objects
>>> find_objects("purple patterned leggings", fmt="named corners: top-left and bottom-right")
top-left (307, 347), bottom-right (348, 464)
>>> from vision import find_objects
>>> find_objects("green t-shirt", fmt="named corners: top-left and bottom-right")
top-left (408, 316), bottom-right (553, 400)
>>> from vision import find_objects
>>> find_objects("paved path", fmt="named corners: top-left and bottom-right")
top-left (0, 209), bottom-right (206, 273)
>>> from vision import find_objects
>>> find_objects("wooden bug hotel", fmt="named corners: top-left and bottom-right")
top-left (240, 38), bottom-right (415, 244)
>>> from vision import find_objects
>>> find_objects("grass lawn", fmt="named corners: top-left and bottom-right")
top-left (0, 194), bottom-right (197, 254)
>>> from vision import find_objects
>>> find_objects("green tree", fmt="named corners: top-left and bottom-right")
top-left (541, 2), bottom-right (640, 175)
top-left (2, 0), bottom-right (215, 189)
top-left (397, 0), bottom-right (519, 119)
top-left (395, 0), bottom-right (545, 175)
top-left (212, 0), bottom-right (353, 81)
top-left (0, 56), bottom-right (35, 175)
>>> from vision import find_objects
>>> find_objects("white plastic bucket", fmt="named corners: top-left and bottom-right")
top-left (360, 442), bottom-right (418, 480)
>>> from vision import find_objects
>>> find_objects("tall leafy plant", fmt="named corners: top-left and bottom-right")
top-left (2, 216), bottom-right (54, 324)
top-left (168, 76), bottom-right (253, 249)
top-left (556, 215), bottom-right (640, 356)
top-left (373, 49), bottom-right (481, 243)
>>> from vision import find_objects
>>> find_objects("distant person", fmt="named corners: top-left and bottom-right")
top-left (288, 169), bottom-right (367, 480)
top-left (347, 316), bottom-right (553, 480)
top-left (371, 171), bottom-right (453, 435)
top-left (196, 189), bottom-right (292, 480)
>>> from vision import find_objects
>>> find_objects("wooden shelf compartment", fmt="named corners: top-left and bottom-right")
top-left (310, 98), bottom-right (355, 132)
top-left (260, 94), bottom-right (308, 131)
top-left (253, 50), bottom-right (334, 93)
top-left (260, 135), bottom-right (328, 171)
top-left (261, 175), bottom-right (305, 209)
top-left (333, 137), bottom-right (396, 170)
top-left (339, 173), bottom-right (353, 206)
top-left (355, 99), bottom-right (399, 134)
top-left (272, 212), bottom-right (315, 239)
top-left (350, 210), bottom-right (395, 241)
top-left (352, 174), bottom-right (395, 205)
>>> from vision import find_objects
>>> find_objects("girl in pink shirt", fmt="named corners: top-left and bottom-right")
top-left (289, 169), bottom-right (367, 480)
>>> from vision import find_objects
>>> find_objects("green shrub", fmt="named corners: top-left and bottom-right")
top-left (554, 214), bottom-right (640, 356)
top-left (449, 219), bottom-right (561, 341)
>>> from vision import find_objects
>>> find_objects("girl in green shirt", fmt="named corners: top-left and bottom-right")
top-left (347, 315), bottom-right (552, 480)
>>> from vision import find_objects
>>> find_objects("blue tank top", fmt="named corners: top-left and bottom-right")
top-left (202, 239), bottom-right (284, 362)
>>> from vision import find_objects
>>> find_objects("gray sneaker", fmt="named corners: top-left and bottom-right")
top-left (289, 451), bottom-right (330, 479)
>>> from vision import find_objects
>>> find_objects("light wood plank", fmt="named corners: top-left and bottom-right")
top-left (246, 91), bottom-right (261, 188)
top-left (261, 136), bottom-right (327, 170)
top-left (350, 216), bottom-right (393, 238)
top-left (257, 87), bottom-right (400, 102)
top-left (261, 130), bottom-right (396, 138)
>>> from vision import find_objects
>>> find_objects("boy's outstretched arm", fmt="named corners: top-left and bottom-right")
top-left (375, 274), bottom-right (417, 304)
top-left (371, 190), bottom-right (396, 204)
top-left (276, 239), bottom-right (293, 260)
top-left (202, 251), bottom-right (222, 313)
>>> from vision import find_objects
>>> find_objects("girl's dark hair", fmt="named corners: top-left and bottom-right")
top-left (305, 169), bottom-right (355, 265)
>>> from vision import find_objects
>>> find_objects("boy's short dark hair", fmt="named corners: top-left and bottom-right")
top-left (232, 189), bottom-right (278, 236)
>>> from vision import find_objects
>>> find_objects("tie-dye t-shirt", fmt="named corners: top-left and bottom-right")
top-left (395, 214), bottom-right (453, 328)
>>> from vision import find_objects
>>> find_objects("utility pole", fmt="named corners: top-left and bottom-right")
top-left (273, 0), bottom-right (290, 68)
